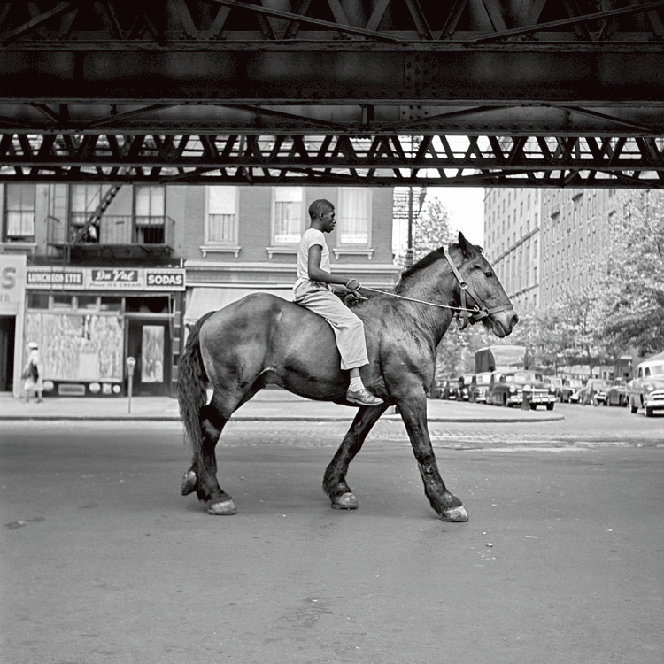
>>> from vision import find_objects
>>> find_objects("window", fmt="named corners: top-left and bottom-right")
top-left (135, 186), bottom-right (166, 243)
top-left (52, 295), bottom-right (74, 310)
top-left (71, 184), bottom-right (103, 228)
top-left (273, 187), bottom-right (304, 244)
top-left (77, 296), bottom-right (98, 311)
top-left (338, 189), bottom-right (370, 244)
top-left (135, 186), bottom-right (165, 225)
top-left (4, 184), bottom-right (36, 240)
top-left (27, 293), bottom-right (49, 309)
top-left (206, 186), bottom-right (237, 244)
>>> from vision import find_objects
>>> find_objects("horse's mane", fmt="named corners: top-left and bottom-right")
top-left (394, 245), bottom-right (453, 294)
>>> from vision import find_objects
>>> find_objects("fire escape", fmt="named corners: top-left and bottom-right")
top-left (47, 183), bottom-right (175, 265)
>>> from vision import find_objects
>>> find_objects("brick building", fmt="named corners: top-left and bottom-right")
top-left (0, 183), bottom-right (398, 398)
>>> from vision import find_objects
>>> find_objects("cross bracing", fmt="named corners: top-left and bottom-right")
top-left (1, 1), bottom-right (664, 186)
top-left (1, 133), bottom-right (663, 188)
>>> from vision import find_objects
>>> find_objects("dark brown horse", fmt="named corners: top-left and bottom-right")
top-left (178, 233), bottom-right (518, 521)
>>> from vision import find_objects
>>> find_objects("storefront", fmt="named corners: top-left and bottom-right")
top-left (25, 266), bottom-right (185, 397)
top-left (0, 255), bottom-right (27, 397)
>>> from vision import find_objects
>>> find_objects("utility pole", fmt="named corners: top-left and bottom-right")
top-left (405, 187), bottom-right (414, 268)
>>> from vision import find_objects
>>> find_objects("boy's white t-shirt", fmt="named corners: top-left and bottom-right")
top-left (295, 228), bottom-right (331, 291)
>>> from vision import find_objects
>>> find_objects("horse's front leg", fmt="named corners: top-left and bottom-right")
top-left (323, 403), bottom-right (389, 509)
top-left (398, 395), bottom-right (468, 522)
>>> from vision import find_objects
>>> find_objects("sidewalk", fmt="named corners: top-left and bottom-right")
top-left (0, 390), bottom-right (563, 423)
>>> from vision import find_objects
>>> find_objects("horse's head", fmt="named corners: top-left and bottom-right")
top-left (452, 232), bottom-right (519, 338)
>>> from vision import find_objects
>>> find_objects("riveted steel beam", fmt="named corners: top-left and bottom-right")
top-left (0, 132), bottom-right (662, 188)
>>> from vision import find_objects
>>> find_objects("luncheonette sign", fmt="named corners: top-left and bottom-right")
top-left (26, 267), bottom-right (185, 291)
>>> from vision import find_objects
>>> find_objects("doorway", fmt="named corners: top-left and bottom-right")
top-left (126, 319), bottom-right (171, 396)
top-left (0, 316), bottom-right (16, 392)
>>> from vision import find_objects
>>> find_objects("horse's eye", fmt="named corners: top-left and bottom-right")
top-left (484, 270), bottom-right (493, 278)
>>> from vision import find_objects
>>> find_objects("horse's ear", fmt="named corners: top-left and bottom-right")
top-left (458, 232), bottom-right (476, 258)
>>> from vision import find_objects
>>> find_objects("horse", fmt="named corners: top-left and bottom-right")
top-left (178, 232), bottom-right (518, 522)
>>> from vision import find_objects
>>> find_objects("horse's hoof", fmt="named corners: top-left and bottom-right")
top-left (181, 471), bottom-right (198, 496)
top-left (207, 499), bottom-right (236, 515)
top-left (331, 492), bottom-right (359, 510)
top-left (442, 505), bottom-right (468, 522)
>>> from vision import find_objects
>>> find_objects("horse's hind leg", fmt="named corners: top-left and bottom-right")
top-left (196, 401), bottom-right (237, 515)
top-left (323, 403), bottom-right (388, 509)
top-left (184, 383), bottom-right (265, 514)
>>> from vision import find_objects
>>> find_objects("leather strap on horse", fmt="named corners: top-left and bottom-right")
top-left (442, 250), bottom-right (513, 329)
top-left (359, 247), bottom-right (513, 329)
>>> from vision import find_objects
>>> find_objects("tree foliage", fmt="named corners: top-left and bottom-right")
top-left (413, 197), bottom-right (455, 262)
top-left (600, 191), bottom-right (664, 356)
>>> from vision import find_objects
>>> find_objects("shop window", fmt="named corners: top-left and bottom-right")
top-left (273, 187), bottom-right (304, 244)
top-left (100, 297), bottom-right (122, 312)
top-left (205, 186), bottom-right (238, 244)
top-left (4, 184), bottom-right (36, 241)
top-left (135, 186), bottom-right (166, 244)
top-left (77, 296), bottom-right (99, 311)
top-left (27, 293), bottom-right (50, 309)
top-left (52, 295), bottom-right (74, 310)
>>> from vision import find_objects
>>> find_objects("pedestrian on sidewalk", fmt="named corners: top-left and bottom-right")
top-left (293, 198), bottom-right (382, 407)
top-left (22, 341), bottom-right (44, 403)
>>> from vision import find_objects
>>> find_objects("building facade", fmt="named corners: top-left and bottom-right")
top-left (483, 188), bottom-right (624, 312)
top-left (483, 187), bottom-right (633, 378)
top-left (0, 183), bottom-right (399, 398)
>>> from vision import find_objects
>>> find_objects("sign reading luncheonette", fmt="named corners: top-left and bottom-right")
top-left (27, 267), bottom-right (185, 291)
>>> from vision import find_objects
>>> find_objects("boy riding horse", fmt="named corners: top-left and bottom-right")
top-left (293, 199), bottom-right (383, 407)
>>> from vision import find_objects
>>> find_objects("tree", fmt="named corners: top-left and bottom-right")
top-left (413, 197), bottom-right (455, 262)
top-left (549, 286), bottom-right (613, 374)
top-left (601, 190), bottom-right (664, 356)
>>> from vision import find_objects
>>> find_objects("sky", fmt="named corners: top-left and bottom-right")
top-left (426, 188), bottom-right (485, 246)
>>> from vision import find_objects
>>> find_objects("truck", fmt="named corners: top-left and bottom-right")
top-left (474, 345), bottom-right (529, 374)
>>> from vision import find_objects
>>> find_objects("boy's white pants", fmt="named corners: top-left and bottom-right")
top-left (294, 283), bottom-right (368, 370)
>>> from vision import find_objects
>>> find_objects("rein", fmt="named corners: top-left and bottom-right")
top-left (359, 247), bottom-right (513, 330)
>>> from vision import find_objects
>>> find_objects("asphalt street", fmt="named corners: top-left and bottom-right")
top-left (1, 403), bottom-right (663, 664)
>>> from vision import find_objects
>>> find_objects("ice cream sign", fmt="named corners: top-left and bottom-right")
top-left (90, 268), bottom-right (141, 289)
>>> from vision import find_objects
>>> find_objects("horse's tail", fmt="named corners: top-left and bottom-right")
top-left (178, 311), bottom-right (215, 453)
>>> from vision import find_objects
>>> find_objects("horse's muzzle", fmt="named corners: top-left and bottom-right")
top-left (489, 310), bottom-right (518, 337)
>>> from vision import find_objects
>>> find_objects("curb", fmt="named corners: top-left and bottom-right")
top-left (0, 414), bottom-right (565, 423)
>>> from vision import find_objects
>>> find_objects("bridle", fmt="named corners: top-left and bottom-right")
top-left (360, 247), bottom-right (514, 330)
top-left (442, 250), bottom-right (514, 330)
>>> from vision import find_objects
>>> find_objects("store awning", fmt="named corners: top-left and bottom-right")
top-left (184, 287), bottom-right (292, 326)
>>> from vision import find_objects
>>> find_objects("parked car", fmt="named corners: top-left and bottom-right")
top-left (627, 353), bottom-right (664, 417)
top-left (458, 373), bottom-right (475, 401)
top-left (470, 372), bottom-right (492, 403)
top-left (544, 376), bottom-right (564, 400)
top-left (488, 370), bottom-right (556, 410)
top-left (434, 377), bottom-right (458, 400)
top-left (560, 378), bottom-right (584, 403)
top-left (580, 379), bottom-right (610, 406)
top-left (606, 378), bottom-right (629, 407)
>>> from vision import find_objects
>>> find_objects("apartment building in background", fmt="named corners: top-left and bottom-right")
top-left (0, 184), bottom-right (399, 398)
top-left (483, 188), bottom-right (623, 311)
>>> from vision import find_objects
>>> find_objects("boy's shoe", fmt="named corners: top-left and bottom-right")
top-left (346, 387), bottom-right (384, 406)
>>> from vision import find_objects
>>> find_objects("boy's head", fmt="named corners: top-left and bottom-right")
top-left (308, 199), bottom-right (336, 232)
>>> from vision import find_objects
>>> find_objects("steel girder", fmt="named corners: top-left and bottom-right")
top-left (0, 133), bottom-right (662, 188)
top-left (1, 1), bottom-right (664, 186)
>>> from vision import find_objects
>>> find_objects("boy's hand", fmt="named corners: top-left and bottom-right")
top-left (344, 291), bottom-right (367, 306)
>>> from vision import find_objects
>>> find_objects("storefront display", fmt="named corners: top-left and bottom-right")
top-left (25, 266), bottom-right (185, 397)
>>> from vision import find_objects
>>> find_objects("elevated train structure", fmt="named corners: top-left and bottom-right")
top-left (0, 0), bottom-right (664, 187)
